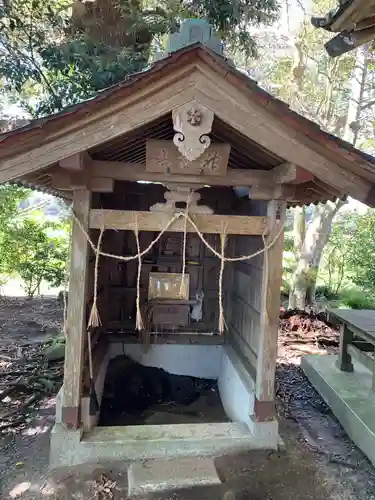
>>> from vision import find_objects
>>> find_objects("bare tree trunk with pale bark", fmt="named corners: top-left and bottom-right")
top-left (288, 45), bottom-right (368, 310)
top-left (288, 200), bottom-right (347, 310)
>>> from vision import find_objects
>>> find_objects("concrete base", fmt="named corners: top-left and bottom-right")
top-left (50, 420), bottom-right (277, 468)
top-left (51, 343), bottom-right (279, 468)
top-left (302, 354), bottom-right (375, 467)
top-left (127, 457), bottom-right (221, 496)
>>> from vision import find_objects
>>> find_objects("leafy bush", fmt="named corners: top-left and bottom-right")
top-left (284, 234), bottom-right (294, 252)
top-left (2, 219), bottom-right (68, 297)
top-left (346, 211), bottom-right (375, 294)
top-left (338, 288), bottom-right (375, 310)
top-left (315, 285), bottom-right (339, 301)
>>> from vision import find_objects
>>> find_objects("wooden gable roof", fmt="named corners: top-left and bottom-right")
top-left (1, 43), bottom-right (375, 206)
top-left (311, 0), bottom-right (375, 56)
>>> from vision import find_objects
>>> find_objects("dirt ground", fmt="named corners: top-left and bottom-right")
top-left (1, 297), bottom-right (375, 499)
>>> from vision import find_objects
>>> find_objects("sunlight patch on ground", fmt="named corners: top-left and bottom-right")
top-left (22, 425), bottom-right (50, 436)
top-left (9, 481), bottom-right (31, 498)
top-left (8, 480), bottom-right (57, 499)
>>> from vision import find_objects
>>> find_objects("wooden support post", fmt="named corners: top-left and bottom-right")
top-left (62, 189), bottom-right (91, 429)
top-left (255, 200), bottom-right (286, 421)
top-left (336, 324), bottom-right (354, 373)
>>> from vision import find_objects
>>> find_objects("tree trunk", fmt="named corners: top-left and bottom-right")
top-left (343, 46), bottom-right (367, 145)
top-left (288, 200), bottom-right (346, 310)
top-left (288, 46), bottom-right (368, 311)
top-left (293, 206), bottom-right (305, 256)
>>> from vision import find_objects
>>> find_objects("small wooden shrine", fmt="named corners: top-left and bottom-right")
top-left (1, 20), bottom-right (375, 467)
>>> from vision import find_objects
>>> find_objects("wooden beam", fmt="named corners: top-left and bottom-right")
top-left (89, 209), bottom-right (270, 235)
top-left (90, 177), bottom-right (114, 193)
top-left (255, 200), bottom-right (286, 414)
top-left (330, 0), bottom-right (368, 32)
top-left (146, 140), bottom-right (230, 176)
top-left (271, 163), bottom-right (297, 184)
top-left (249, 184), bottom-right (296, 201)
top-left (51, 170), bottom-right (114, 193)
top-left (355, 14), bottom-right (375, 31)
top-left (290, 166), bottom-right (314, 185)
top-left (90, 160), bottom-right (296, 188)
top-left (62, 190), bottom-right (91, 429)
top-left (325, 26), bottom-right (375, 57)
top-left (59, 152), bottom-right (89, 171)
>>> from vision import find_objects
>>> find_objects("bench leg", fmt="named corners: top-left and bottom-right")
top-left (336, 324), bottom-right (354, 372)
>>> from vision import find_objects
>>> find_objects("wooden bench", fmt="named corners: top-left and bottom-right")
top-left (327, 308), bottom-right (375, 390)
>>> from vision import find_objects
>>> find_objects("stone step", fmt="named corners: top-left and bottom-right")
top-left (127, 457), bottom-right (221, 496)
top-left (80, 422), bottom-right (262, 462)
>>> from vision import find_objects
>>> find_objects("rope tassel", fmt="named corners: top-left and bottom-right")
top-left (87, 226), bottom-right (104, 416)
top-left (218, 224), bottom-right (227, 335)
top-left (134, 214), bottom-right (144, 331)
top-left (88, 226), bottom-right (105, 329)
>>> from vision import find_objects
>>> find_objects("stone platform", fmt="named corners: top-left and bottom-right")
top-left (302, 354), bottom-right (375, 467)
top-left (127, 457), bottom-right (221, 496)
top-left (50, 421), bottom-right (277, 469)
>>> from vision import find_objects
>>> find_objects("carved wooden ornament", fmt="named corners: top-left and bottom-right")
top-left (150, 184), bottom-right (214, 215)
top-left (172, 101), bottom-right (214, 161)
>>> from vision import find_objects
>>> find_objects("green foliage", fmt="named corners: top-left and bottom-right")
top-left (179, 0), bottom-right (279, 56)
top-left (0, 184), bottom-right (29, 284)
top-left (346, 210), bottom-right (375, 295)
top-left (0, 0), bottom-right (279, 117)
top-left (283, 233), bottom-right (294, 252)
top-left (2, 218), bottom-right (68, 297)
top-left (0, 184), bottom-right (28, 227)
top-left (338, 288), bottom-right (375, 310)
top-left (321, 218), bottom-right (349, 296)
top-left (314, 285), bottom-right (339, 301)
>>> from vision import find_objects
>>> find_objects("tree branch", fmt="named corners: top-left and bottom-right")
top-left (361, 99), bottom-right (375, 111)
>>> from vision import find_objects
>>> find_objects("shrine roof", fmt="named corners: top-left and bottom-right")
top-left (0, 42), bottom-right (375, 206)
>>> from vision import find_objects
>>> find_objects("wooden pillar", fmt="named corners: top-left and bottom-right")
top-left (255, 200), bottom-right (286, 422)
top-left (62, 189), bottom-right (91, 429)
top-left (336, 324), bottom-right (354, 373)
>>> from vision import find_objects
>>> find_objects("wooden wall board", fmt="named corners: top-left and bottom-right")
top-left (227, 234), bottom-right (264, 372)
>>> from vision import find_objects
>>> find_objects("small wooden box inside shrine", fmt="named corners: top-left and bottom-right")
top-left (148, 273), bottom-right (193, 330)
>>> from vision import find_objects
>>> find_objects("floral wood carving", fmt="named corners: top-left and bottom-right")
top-left (172, 101), bottom-right (214, 161)
top-left (186, 108), bottom-right (202, 126)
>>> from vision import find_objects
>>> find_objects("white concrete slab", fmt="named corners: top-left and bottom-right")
top-left (302, 354), bottom-right (375, 468)
top-left (50, 421), bottom-right (276, 468)
top-left (127, 457), bottom-right (221, 496)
